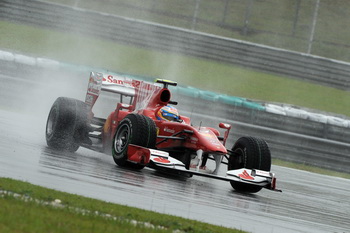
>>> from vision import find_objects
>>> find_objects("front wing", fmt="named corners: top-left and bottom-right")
top-left (137, 147), bottom-right (281, 192)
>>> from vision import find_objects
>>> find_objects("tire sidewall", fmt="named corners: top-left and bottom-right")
top-left (112, 117), bottom-right (132, 162)
top-left (46, 103), bottom-right (59, 142)
top-left (112, 113), bottom-right (156, 168)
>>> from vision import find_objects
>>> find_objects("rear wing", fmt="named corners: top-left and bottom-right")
top-left (85, 72), bottom-right (161, 110)
top-left (85, 72), bottom-right (139, 108)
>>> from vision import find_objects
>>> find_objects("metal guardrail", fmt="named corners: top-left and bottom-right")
top-left (2, 0), bottom-right (350, 90)
top-left (2, 48), bottom-right (350, 145)
top-left (174, 93), bottom-right (350, 143)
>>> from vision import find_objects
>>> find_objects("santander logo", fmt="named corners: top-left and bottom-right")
top-left (238, 170), bottom-right (254, 180)
top-left (102, 75), bottom-right (140, 88)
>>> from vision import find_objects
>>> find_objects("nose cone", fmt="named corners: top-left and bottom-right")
top-left (196, 128), bottom-right (227, 154)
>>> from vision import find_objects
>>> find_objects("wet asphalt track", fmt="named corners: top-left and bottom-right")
top-left (0, 68), bottom-right (350, 233)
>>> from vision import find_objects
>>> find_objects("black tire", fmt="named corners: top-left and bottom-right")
top-left (228, 136), bottom-right (271, 193)
top-left (170, 150), bottom-right (192, 170)
top-left (46, 97), bottom-right (90, 152)
top-left (112, 113), bottom-right (156, 169)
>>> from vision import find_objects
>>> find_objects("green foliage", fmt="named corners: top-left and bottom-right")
top-left (0, 198), bottom-right (135, 233)
top-left (0, 178), bottom-right (243, 233)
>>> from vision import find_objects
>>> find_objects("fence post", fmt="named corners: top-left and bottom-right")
top-left (191, 0), bottom-right (201, 30)
top-left (243, 0), bottom-right (253, 35)
top-left (307, 0), bottom-right (320, 54)
top-left (221, 0), bottom-right (230, 24)
top-left (151, 0), bottom-right (157, 10)
top-left (74, 0), bottom-right (80, 7)
top-left (292, 0), bottom-right (301, 36)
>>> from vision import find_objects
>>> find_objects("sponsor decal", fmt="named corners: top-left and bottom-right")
top-left (85, 94), bottom-right (95, 105)
top-left (90, 72), bottom-right (103, 82)
top-left (198, 128), bottom-right (217, 139)
top-left (103, 117), bottom-right (112, 134)
top-left (189, 136), bottom-right (198, 144)
top-left (86, 73), bottom-right (103, 106)
top-left (120, 104), bottom-right (130, 108)
top-left (87, 75), bottom-right (102, 95)
top-left (153, 157), bottom-right (170, 164)
top-left (164, 127), bottom-right (175, 134)
top-left (102, 75), bottom-right (141, 88)
top-left (238, 170), bottom-right (254, 180)
top-left (208, 139), bottom-right (220, 145)
top-left (150, 149), bottom-right (169, 158)
top-left (255, 170), bottom-right (271, 177)
top-left (199, 129), bottom-right (210, 134)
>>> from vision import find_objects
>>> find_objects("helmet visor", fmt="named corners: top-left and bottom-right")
top-left (162, 112), bottom-right (178, 121)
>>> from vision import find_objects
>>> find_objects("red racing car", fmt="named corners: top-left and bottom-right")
top-left (46, 72), bottom-right (281, 193)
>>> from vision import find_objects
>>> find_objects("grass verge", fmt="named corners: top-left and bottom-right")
top-left (2, 20), bottom-right (350, 117)
top-left (0, 177), bottom-right (244, 233)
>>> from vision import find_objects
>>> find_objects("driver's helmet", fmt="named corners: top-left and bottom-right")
top-left (156, 105), bottom-right (179, 121)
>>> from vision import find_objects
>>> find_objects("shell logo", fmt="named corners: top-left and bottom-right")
top-left (154, 157), bottom-right (170, 163)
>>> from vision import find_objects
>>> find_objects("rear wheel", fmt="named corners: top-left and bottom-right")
top-left (46, 97), bottom-right (90, 152)
top-left (228, 136), bottom-right (271, 193)
top-left (112, 113), bottom-right (156, 169)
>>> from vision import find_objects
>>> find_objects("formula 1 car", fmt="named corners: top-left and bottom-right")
top-left (46, 72), bottom-right (281, 193)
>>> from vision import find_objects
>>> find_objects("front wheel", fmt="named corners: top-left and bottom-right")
top-left (228, 136), bottom-right (271, 193)
top-left (112, 113), bottom-right (156, 169)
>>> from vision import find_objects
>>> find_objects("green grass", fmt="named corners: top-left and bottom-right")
top-left (40, 0), bottom-right (350, 62)
top-left (0, 178), bottom-right (243, 233)
top-left (2, 20), bottom-right (350, 117)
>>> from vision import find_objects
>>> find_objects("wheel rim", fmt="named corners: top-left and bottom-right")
top-left (114, 124), bottom-right (130, 155)
top-left (46, 107), bottom-right (58, 139)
